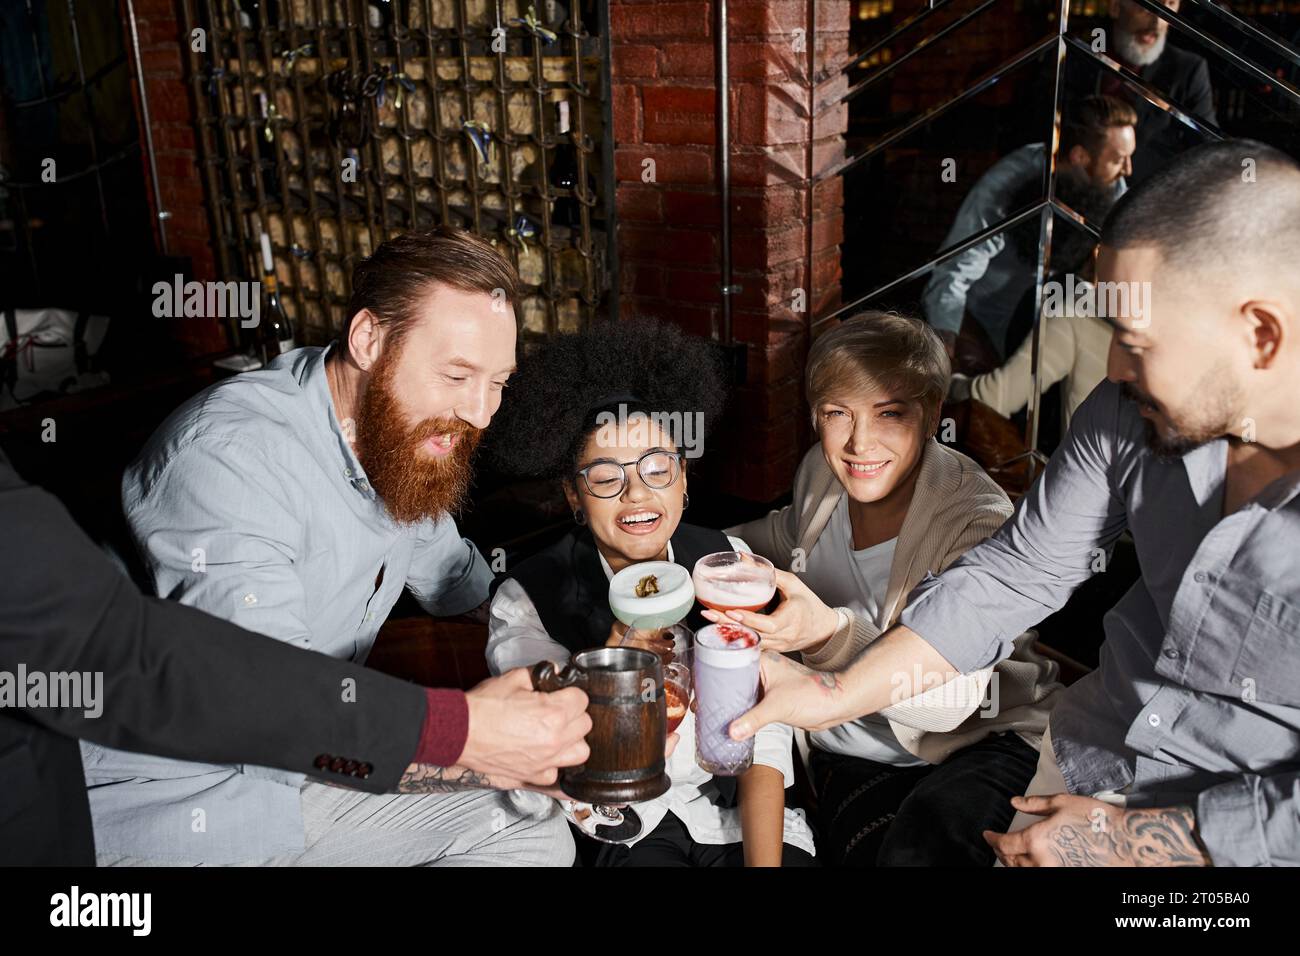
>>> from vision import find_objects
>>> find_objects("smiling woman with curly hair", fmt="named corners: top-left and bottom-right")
top-left (482, 317), bottom-right (816, 868)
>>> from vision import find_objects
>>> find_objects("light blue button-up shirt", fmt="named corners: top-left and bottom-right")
top-left (901, 379), bottom-right (1300, 866)
top-left (81, 344), bottom-right (494, 863)
top-left (922, 143), bottom-right (1127, 355)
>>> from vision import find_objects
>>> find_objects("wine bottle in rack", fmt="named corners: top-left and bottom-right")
top-left (257, 231), bottom-right (296, 365)
top-left (236, 0), bottom-right (280, 30)
top-left (367, 0), bottom-right (400, 31)
top-left (543, 0), bottom-right (568, 30)
top-left (255, 91), bottom-right (283, 200)
top-left (548, 99), bottom-right (581, 232)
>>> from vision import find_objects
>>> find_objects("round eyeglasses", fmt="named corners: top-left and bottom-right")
top-left (575, 450), bottom-right (683, 499)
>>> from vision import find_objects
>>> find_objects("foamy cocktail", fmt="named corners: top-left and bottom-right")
top-left (609, 561), bottom-right (696, 629)
top-left (691, 551), bottom-right (776, 613)
top-left (692, 623), bottom-right (762, 776)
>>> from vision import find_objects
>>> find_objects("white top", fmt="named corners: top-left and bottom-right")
top-left (803, 496), bottom-right (927, 767)
top-left (487, 536), bottom-right (816, 855)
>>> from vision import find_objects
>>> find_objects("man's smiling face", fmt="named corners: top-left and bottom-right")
top-left (355, 284), bottom-right (517, 523)
top-left (1100, 243), bottom-right (1244, 458)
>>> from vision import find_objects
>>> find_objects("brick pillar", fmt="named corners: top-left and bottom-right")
top-left (122, 0), bottom-right (227, 356)
top-left (610, 0), bottom-right (848, 502)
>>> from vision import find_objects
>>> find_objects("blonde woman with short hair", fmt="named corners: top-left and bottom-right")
top-left (716, 312), bottom-right (1062, 866)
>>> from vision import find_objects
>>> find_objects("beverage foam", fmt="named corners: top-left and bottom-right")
top-left (608, 561), bottom-right (696, 619)
top-left (694, 623), bottom-right (761, 666)
top-left (692, 575), bottom-right (774, 608)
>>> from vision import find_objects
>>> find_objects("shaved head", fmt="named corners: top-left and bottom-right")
top-left (1101, 139), bottom-right (1300, 282)
top-left (1100, 139), bottom-right (1300, 456)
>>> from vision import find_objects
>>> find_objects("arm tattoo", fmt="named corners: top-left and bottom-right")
top-left (1048, 806), bottom-right (1209, 867)
top-left (814, 670), bottom-right (841, 692)
top-left (777, 652), bottom-right (842, 694)
top-left (397, 764), bottom-right (495, 793)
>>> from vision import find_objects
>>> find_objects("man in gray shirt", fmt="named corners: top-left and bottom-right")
top-left (731, 140), bottom-right (1300, 866)
top-left (86, 227), bottom-right (580, 866)
top-left (922, 96), bottom-right (1136, 359)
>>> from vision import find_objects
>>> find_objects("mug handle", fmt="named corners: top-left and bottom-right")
top-left (530, 660), bottom-right (585, 693)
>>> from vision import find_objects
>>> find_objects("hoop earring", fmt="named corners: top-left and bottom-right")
top-left (682, 493), bottom-right (690, 511)
top-left (573, 509), bottom-right (587, 526)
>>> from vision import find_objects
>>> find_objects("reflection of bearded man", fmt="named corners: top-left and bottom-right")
top-left (355, 344), bottom-right (483, 525)
top-left (1114, 25), bottom-right (1166, 66)
top-left (1111, 0), bottom-right (1170, 67)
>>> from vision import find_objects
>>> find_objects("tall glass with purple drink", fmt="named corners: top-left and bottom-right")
top-left (692, 622), bottom-right (762, 776)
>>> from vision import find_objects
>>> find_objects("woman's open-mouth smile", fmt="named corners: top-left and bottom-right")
top-left (616, 509), bottom-right (664, 535)
top-left (844, 458), bottom-right (891, 479)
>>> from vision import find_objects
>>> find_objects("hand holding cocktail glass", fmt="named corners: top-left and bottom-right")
top-left (700, 566), bottom-right (841, 654)
top-left (692, 551), bottom-right (776, 614)
top-left (724, 623), bottom-right (958, 742)
top-left (618, 622), bottom-right (693, 734)
top-left (531, 565), bottom-right (694, 845)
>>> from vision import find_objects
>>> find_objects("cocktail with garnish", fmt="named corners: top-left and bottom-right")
top-left (609, 560), bottom-right (696, 630)
top-left (691, 551), bottom-right (776, 614)
top-left (692, 622), bottom-right (762, 776)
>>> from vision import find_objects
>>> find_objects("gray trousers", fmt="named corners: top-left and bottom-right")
top-left (96, 781), bottom-right (575, 867)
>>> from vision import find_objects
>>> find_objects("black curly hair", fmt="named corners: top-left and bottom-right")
top-left (485, 317), bottom-right (728, 482)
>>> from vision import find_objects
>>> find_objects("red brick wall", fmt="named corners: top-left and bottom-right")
top-left (121, 0), bottom-right (853, 492)
top-left (611, 0), bottom-right (849, 502)
top-left (121, 0), bottom-right (227, 356)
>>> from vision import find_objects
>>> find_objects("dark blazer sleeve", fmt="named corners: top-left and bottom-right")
top-left (1183, 55), bottom-right (1217, 126)
top-left (0, 449), bottom-right (426, 793)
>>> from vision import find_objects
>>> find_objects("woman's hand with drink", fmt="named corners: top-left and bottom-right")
top-left (604, 619), bottom-right (630, 646)
top-left (700, 569), bottom-right (840, 654)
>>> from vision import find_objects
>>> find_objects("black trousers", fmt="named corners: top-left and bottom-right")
top-left (808, 731), bottom-right (1039, 867)
top-left (594, 811), bottom-right (817, 867)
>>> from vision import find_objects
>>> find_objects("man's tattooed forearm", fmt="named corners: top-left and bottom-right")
top-left (398, 764), bottom-right (495, 793)
top-left (779, 653), bottom-right (842, 694)
top-left (1049, 806), bottom-right (1209, 867)
top-left (813, 671), bottom-right (841, 692)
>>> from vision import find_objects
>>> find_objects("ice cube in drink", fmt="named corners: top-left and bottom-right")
top-left (609, 561), bottom-right (696, 629)
top-left (692, 623), bottom-right (761, 776)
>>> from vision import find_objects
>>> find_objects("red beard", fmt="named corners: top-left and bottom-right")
top-left (354, 351), bottom-right (483, 525)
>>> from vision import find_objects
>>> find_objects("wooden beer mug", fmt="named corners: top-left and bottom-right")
top-left (530, 646), bottom-right (671, 805)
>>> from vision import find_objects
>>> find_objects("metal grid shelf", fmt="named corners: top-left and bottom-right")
top-left (183, 0), bottom-right (611, 347)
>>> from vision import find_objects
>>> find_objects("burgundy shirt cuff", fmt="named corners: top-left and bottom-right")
top-left (413, 688), bottom-right (469, 767)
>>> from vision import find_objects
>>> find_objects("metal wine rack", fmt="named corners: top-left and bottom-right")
top-left (181, 0), bottom-right (613, 347)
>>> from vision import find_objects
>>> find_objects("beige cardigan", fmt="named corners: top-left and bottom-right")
top-left (728, 439), bottom-right (1062, 764)
top-left (970, 302), bottom-right (1111, 435)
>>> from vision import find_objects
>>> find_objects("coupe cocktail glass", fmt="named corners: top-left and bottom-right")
top-left (691, 552), bottom-right (776, 614)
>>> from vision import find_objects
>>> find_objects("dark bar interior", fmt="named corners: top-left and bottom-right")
top-left (2, 0), bottom-right (1298, 906)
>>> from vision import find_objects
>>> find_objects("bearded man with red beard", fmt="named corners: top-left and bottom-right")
top-left (83, 227), bottom-right (589, 867)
